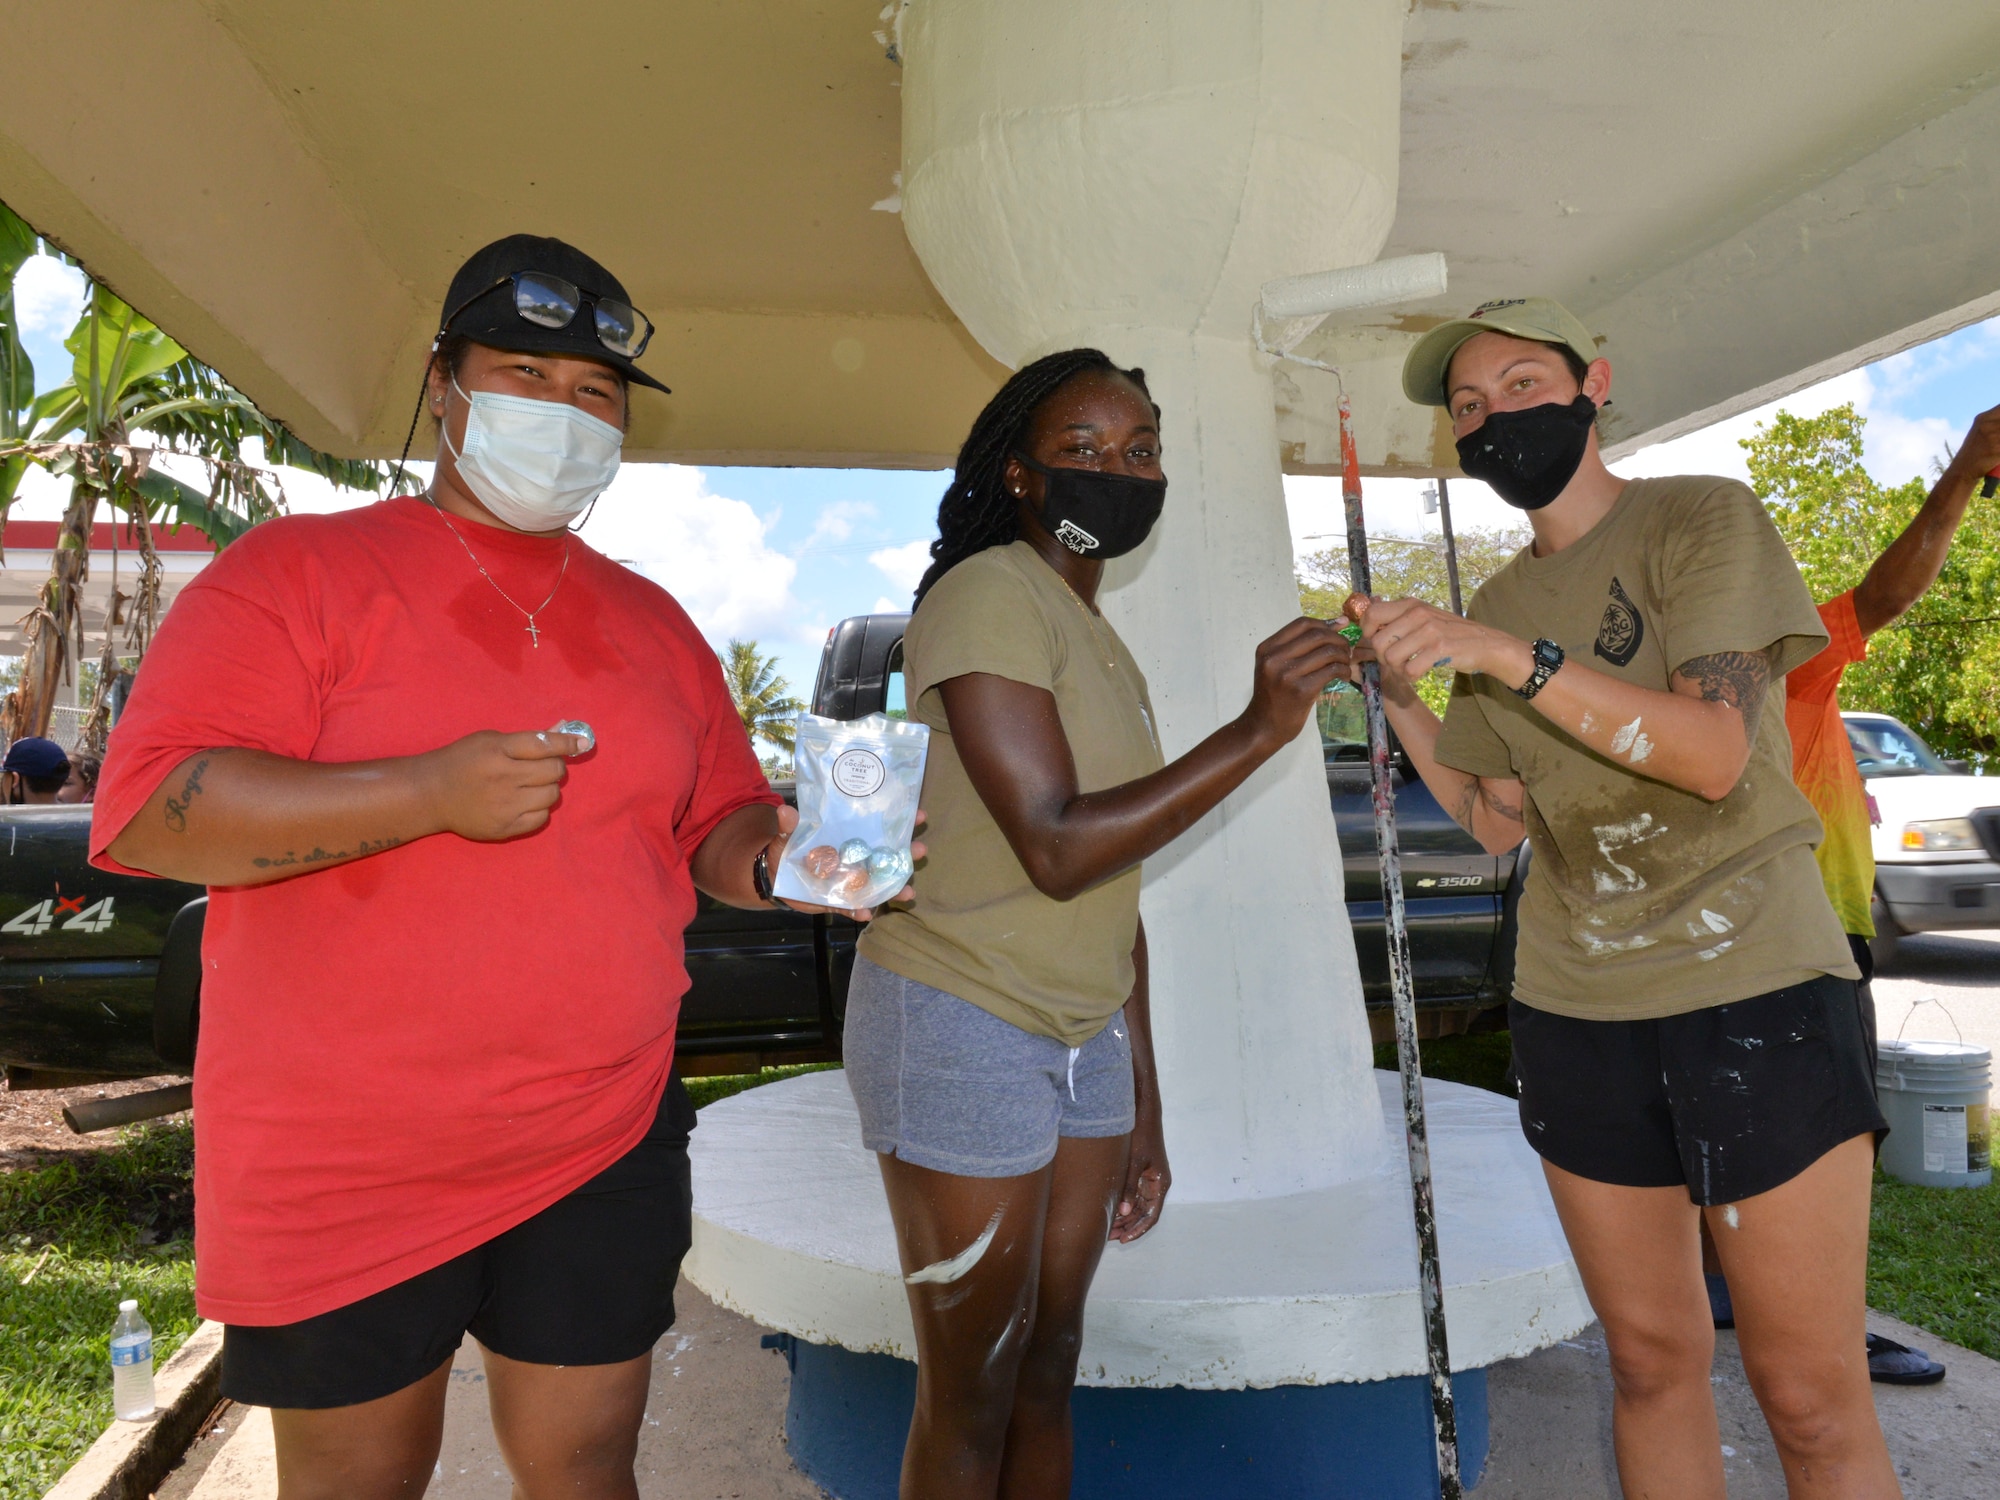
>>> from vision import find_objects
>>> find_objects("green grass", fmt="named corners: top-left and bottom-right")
top-left (1376, 1030), bottom-right (1516, 1097)
top-left (0, 1123), bottom-right (198, 1500)
top-left (1867, 1169), bottom-right (2000, 1359)
top-left (684, 1060), bottom-right (841, 1111)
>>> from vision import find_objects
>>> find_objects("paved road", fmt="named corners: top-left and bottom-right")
top-left (1874, 926), bottom-right (2000, 1060)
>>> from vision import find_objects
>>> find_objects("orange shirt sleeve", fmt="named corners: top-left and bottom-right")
top-left (1784, 590), bottom-right (1866, 708)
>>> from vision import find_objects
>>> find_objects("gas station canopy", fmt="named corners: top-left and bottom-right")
top-left (2, 1), bottom-right (1996, 473)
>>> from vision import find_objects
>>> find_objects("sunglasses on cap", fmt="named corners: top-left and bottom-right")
top-left (441, 271), bottom-right (655, 360)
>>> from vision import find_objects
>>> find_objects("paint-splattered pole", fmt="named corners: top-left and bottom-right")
top-left (1341, 395), bottom-right (1461, 1500)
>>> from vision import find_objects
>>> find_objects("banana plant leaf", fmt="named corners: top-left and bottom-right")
top-left (65, 287), bottom-right (186, 401)
top-left (130, 467), bottom-right (256, 549)
top-left (0, 203), bottom-right (38, 516)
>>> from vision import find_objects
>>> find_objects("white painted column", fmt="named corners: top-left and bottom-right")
top-left (900, 0), bottom-right (1405, 1198)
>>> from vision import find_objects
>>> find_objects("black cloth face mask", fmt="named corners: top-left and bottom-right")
top-left (1014, 454), bottom-right (1167, 559)
top-left (1455, 395), bottom-right (1598, 511)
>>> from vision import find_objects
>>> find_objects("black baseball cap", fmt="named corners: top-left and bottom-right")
top-left (438, 234), bottom-right (670, 393)
top-left (3, 736), bottom-right (69, 778)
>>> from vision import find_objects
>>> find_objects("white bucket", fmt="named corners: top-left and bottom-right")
top-left (1876, 1039), bottom-right (1992, 1189)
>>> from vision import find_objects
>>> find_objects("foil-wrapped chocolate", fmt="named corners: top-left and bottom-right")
top-left (838, 838), bottom-right (873, 867)
top-left (802, 845), bottom-right (842, 880)
top-left (550, 719), bottom-right (596, 754)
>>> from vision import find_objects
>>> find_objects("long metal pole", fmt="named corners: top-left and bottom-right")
top-left (1341, 397), bottom-right (1461, 1498)
top-left (1437, 475), bottom-right (1465, 617)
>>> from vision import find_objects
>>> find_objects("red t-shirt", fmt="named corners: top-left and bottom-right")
top-left (90, 497), bottom-right (777, 1325)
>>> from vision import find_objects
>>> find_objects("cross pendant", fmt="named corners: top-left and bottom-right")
top-left (525, 618), bottom-right (541, 648)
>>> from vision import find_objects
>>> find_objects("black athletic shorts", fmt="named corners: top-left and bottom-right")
top-left (221, 1073), bottom-right (697, 1409)
top-left (1509, 972), bottom-right (1887, 1206)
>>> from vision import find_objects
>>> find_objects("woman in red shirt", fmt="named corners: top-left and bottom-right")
top-left (91, 235), bottom-right (863, 1499)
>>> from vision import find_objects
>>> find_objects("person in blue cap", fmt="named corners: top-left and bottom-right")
top-left (3, 736), bottom-right (71, 805)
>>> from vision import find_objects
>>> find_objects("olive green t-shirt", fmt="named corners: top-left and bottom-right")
top-left (1433, 475), bottom-right (1859, 1021)
top-left (858, 541), bottom-right (1165, 1045)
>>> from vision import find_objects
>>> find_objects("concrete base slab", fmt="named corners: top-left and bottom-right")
top-left (687, 1070), bottom-right (1593, 1388)
top-left (1479, 1309), bottom-right (2000, 1498)
top-left (181, 1407), bottom-right (273, 1500)
top-left (146, 1284), bottom-right (1996, 1498)
top-left (428, 1279), bottom-right (822, 1500)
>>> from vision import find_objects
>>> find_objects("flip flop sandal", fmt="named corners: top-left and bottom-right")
top-left (1867, 1332), bottom-right (1946, 1385)
top-left (1705, 1272), bottom-right (1735, 1330)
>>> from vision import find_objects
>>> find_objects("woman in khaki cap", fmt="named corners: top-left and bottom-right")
top-left (1343, 299), bottom-right (1898, 1499)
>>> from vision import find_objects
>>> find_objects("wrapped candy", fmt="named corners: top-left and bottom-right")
top-left (549, 719), bottom-right (596, 754)
top-left (773, 711), bottom-right (930, 911)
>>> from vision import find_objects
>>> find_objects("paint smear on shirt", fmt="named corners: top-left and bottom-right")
top-left (1592, 813), bottom-right (1666, 894)
top-left (905, 1207), bottom-right (1004, 1286)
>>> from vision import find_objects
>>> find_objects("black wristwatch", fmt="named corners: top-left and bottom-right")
top-left (752, 846), bottom-right (779, 906)
top-left (1513, 638), bottom-right (1565, 700)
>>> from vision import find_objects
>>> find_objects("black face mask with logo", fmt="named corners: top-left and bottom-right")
top-left (1455, 395), bottom-right (1598, 511)
top-left (1014, 454), bottom-right (1167, 559)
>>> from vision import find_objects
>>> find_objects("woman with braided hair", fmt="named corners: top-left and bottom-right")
top-left (851, 349), bottom-right (1348, 1497)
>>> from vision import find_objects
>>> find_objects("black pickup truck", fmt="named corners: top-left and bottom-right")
top-left (0, 613), bottom-right (1522, 1092)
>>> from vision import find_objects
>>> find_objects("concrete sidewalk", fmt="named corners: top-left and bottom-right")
top-left (158, 1280), bottom-right (1995, 1497)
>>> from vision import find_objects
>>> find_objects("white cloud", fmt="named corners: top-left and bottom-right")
top-left (12, 256), bottom-right (86, 337)
top-left (796, 499), bottom-right (877, 554)
top-left (869, 537), bottom-right (931, 593)
top-left (1613, 364), bottom-right (1959, 490)
top-left (576, 465), bottom-right (804, 645)
top-left (872, 595), bottom-right (903, 615)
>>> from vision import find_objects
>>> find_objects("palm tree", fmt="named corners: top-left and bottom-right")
top-left (720, 639), bottom-right (804, 757)
top-left (0, 202), bottom-right (409, 748)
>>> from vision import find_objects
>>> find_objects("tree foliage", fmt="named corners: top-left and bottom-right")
top-left (1744, 404), bottom-right (2000, 767)
top-left (1296, 519), bottom-right (1534, 714)
top-left (0, 199), bottom-right (411, 746)
top-left (720, 639), bottom-right (804, 759)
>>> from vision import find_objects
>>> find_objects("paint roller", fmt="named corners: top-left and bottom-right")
top-left (1254, 250), bottom-right (1466, 1500)
top-left (1253, 252), bottom-right (1449, 357)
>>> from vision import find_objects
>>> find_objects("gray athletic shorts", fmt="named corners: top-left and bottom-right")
top-left (843, 955), bottom-right (1135, 1177)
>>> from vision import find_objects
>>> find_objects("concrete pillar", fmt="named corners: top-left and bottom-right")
top-left (900, 0), bottom-right (1404, 1198)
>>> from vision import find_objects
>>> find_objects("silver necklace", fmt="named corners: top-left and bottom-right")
top-left (1053, 572), bottom-right (1120, 673)
top-left (427, 496), bottom-right (570, 647)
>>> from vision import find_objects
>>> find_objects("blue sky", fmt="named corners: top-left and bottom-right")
top-left (10, 251), bottom-right (1998, 704)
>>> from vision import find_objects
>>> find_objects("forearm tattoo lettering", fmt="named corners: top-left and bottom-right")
top-left (1673, 649), bottom-right (1772, 745)
top-left (252, 836), bottom-right (403, 871)
top-left (163, 758), bottom-right (209, 833)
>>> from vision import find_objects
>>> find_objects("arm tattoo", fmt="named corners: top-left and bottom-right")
top-left (1674, 649), bottom-right (1772, 745)
top-left (1451, 777), bottom-right (1478, 834)
top-left (163, 758), bottom-right (209, 833)
top-left (1448, 776), bottom-right (1523, 836)
top-left (252, 836), bottom-right (402, 871)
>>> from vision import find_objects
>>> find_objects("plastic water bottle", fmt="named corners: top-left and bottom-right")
top-left (110, 1299), bottom-right (155, 1420)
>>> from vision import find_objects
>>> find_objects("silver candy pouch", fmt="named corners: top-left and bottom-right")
top-left (774, 712), bottom-right (930, 910)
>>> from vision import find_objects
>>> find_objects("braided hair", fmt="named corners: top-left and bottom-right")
top-left (912, 348), bottom-right (1153, 606)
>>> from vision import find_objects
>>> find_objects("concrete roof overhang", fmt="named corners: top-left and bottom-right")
top-left (1, 1), bottom-right (1995, 475)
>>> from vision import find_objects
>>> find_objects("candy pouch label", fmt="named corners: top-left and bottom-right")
top-left (774, 712), bottom-right (930, 911)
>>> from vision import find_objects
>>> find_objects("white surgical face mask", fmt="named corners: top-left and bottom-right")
top-left (445, 376), bottom-right (623, 530)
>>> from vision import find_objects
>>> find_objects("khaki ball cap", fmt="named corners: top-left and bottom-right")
top-left (1401, 297), bottom-right (1600, 407)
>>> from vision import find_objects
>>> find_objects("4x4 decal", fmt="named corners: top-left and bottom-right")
top-left (2, 896), bottom-right (116, 936)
